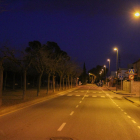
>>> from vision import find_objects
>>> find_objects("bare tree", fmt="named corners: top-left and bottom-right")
top-left (0, 46), bottom-right (14, 106)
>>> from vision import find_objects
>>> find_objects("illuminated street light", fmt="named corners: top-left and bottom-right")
top-left (114, 47), bottom-right (119, 91)
top-left (107, 59), bottom-right (110, 76)
top-left (114, 47), bottom-right (118, 72)
top-left (135, 12), bottom-right (140, 17)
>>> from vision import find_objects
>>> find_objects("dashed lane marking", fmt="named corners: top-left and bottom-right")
top-left (57, 123), bottom-right (66, 131)
top-left (92, 96), bottom-right (97, 97)
top-left (101, 96), bottom-right (105, 98)
top-left (127, 116), bottom-right (131, 118)
top-left (85, 95), bottom-right (89, 97)
top-left (70, 111), bottom-right (74, 116)
top-left (67, 94), bottom-right (72, 96)
top-left (132, 120), bottom-right (136, 124)
top-left (76, 105), bottom-right (79, 108)
top-left (79, 101), bottom-right (82, 103)
top-left (76, 95), bottom-right (80, 97)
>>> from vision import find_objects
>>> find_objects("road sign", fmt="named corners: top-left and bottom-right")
top-left (119, 76), bottom-right (123, 80)
top-left (129, 69), bottom-right (134, 75)
top-left (129, 74), bottom-right (134, 80)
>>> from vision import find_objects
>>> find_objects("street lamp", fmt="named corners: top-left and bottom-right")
top-left (135, 12), bottom-right (140, 17)
top-left (107, 59), bottom-right (110, 76)
top-left (114, 47), bottom-right (118, 72)
top-left (114, 47), bottom-right (119, 91)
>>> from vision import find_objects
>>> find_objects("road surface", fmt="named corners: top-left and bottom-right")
top-left (0, 84), bottom-right (140, 140)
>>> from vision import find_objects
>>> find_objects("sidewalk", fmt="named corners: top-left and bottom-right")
top-left (106, 86), bottom-right (140, 107)
top-left (0, 87), bottom-right (78, 116)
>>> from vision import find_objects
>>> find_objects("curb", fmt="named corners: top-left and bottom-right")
top-left (0, 87), bottom-right (78, 117)
top-left (124, 97), bottom-right (140, 107)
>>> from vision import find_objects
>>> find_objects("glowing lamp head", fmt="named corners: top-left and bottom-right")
top-left (135, 12), bottom-right (140, 17)
top-left (107, 59), bottom-right (110, 62)
top-left (114, 47), bottom-right (118, 51)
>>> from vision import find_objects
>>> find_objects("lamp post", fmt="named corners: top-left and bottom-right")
top-left (107, 59), bottom-right (110, 76)
top-left (114, 47), bottom-right (118, 91)
top-left (114, 47), bottom-right (118, 72)
top-left (104, 65), bottom-right (106, 85)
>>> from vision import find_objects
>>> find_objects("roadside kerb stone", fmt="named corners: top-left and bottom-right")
top-left (0, 87), bottom-right (78, 117)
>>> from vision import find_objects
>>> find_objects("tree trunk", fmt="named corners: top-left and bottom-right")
top-left (47, 73), bottom-right (50, 94)
top-left (59, 75), bottom-right (62, 91)
top-left (66, 77), bottom-right (67, 89)
top-left (23, 70), bottom-right (26, 100)
top-left (53, 75), bottom-right (55, 92)
top-left (63, 78), bottom-right (64, 90)
top-left (3, 71), bottom-right (7, 91)
top-left (21, 75), bottom-right (23, 89)
top-left (68, 75), bottom-right (70, 88)
top-left (71, 76), bottom-right (72, 88)
top-left (0, 61), bottom-right (3, 106)
top-left (37, 73), bottom-right (42, 96)
top-left (13, 72), bottom-right (15, 90)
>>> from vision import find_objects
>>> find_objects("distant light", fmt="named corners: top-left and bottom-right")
top-left (107, 59), bottom-right (110, 61)
top-left (135, 12), bottom-right (140, 17)
top-left (114, 47), bottom-right (118, 51)
top-left (104, 65), bottom-right (106, 67)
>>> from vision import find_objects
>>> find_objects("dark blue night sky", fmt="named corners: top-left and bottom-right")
top-left (1, 0), bottom-right (140, 71)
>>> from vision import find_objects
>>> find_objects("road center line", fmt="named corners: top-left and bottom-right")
top-left (124, 112), bottom-right (127, 114)
top-left (138, 126), bottom-right (140, 129)
top-left (57, 123), bottom-right (66, 131)
top-left (70, 111), bottom-right (74, 116)
top-left (79, 101), bottom-right (82, 103)
top-left (132, 120), bottom-right (136, 124)
top-left (76, 105), bottom-right (79, 108)
top-left (127, 116), bottom-right (131, 118)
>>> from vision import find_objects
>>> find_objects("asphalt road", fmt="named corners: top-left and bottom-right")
top-left (1, 84), bottom-right (140, 140)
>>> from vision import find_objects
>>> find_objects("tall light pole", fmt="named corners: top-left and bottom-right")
top-left (114, 47), bottom-right (118, 72)
top-left (107, 59), bottom-right (110, 76)
top-left (104, 65), bottom-right (106, 85)
top-left (114, 47), bottom-right (118, 91)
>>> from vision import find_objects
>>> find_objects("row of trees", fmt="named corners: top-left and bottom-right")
top-left (0, 41), bottom-right (82, 106)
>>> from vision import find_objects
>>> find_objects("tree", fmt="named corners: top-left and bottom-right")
top-left (0, 46), bottom-right (14, 106)
top-left (25, 41), bottom-right (45, 96)
top-left (81, 62), bottom-right (87, 85)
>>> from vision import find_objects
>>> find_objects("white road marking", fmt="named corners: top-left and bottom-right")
top-left (101, 96), bottom-right (105, 98)
top-left (59, 94), bottom-right (64, 96)
top-left (138, 126), bottom-right (140, 129)
top-left (92, 96), bottom-right (97, 97)
top-left (67, 94), bottom-right (72, 96)
top-left (79, 101), bottom-right (82, 103)
top-left (127, 116), bottom-right (131, 118)
top-left (121, 109), bottom-right (123, 111)
top-left (132, 120), bottom-right (136, 124)
top-left (124, 112), bottom-right (127, 114)
top-left (76, 105), bottom-right (79, 108)
top-left (76, 95), bottom-right (80, 97)
top-left (57, 123), bottom-right (66, 131)
top-left (85, 95), bottom-right (89, 97)
top-left (70, 111), bottom-right (74, 116)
